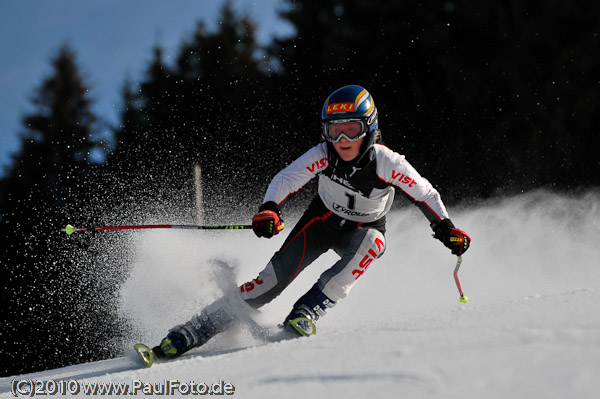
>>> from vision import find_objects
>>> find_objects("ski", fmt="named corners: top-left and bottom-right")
top-left (134, 322), bottom-right (311, 368)
top-left (278, 317), bottom-right (316, 337)
top-left (134, 343), bottom-right (155, 368)
top-left (133, 342), bottom-right (191, 368)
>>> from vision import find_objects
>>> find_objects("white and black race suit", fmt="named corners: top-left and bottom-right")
top-left (239, 143), bottom-right (450, 308)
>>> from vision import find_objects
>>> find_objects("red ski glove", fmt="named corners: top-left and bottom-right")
top-left (252, 202), bottom-right (284, 238)
top-left (431, 219), bottom-right (471, 255)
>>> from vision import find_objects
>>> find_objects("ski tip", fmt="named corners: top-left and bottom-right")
top-left (134, 343), bottom-right (154, 368)
top-left (285, 317), bottom-right (316, 337)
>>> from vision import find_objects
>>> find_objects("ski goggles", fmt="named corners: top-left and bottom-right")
top-left (322, 119), bottom-right (368, 143)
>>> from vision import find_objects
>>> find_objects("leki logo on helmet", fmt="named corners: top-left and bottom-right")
top-left (326, 102), bottom-right (355, 114)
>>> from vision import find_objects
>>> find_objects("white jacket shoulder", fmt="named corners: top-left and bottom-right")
top-left (263, 143), bottom-right (328, 205)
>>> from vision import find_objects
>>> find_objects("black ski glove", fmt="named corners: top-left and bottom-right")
top-left (252, 201), bottom-right (284, 238)
top-left (431, 218), bottom-right (471, 255)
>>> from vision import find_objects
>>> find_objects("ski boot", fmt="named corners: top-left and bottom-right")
top-left (283, 305), bottom-right (317, 336)
top-left (283, 284), bottom-right (336, 337)
top-left (153, 306), bottom-right (236, 359)
top-left (152, 332), bottom-right (186, 360)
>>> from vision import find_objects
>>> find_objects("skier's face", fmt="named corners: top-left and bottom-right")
top-left (333, 137), bottom-right (364, 161)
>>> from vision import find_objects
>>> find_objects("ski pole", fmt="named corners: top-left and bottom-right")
top-left (61, 223), bottom-right (253, 235)
top-left (453, 255), bottom-right (468, 304)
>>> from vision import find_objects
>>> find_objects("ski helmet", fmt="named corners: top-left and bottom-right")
top-left (321, 85), bottom-right (379, 163)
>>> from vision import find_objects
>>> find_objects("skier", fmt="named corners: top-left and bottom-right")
top-left (153, 85), bottom-right (471, 359)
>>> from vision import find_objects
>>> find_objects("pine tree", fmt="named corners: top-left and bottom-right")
top-left (111, 2), bottom-right (275, 221)
top-left (0, 44), bottom-right (110, 376)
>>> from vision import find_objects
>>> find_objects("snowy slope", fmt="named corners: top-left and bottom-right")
top-left (2, 189), bottom-right (599, 398)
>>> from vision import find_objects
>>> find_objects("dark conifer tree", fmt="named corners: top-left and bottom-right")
top-left (270, 0), bottom-right (600, 199)
top-left (111, 1), bottom-right (275, 220)
top-left (0, 44), bottom-right (120, 376)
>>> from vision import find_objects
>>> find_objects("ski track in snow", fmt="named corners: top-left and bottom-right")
top-left (2, 189), bottom-right (600, 398)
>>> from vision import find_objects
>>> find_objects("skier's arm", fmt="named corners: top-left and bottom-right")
top-left (375, 145), bottom-right (449, 223)
top-left (252, 144), bottom-right (327, 239)
top-left (375, 145), bottom-right (471, 254)
top-left (263, 143), bottom-right (328, 206)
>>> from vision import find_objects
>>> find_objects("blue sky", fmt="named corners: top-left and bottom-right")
top-left (0, 0), bottom-right (293, 176)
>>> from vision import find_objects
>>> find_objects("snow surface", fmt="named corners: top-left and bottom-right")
top-left (2, 189), bottom-right (600, 398)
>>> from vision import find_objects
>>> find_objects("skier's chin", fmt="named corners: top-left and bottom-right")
top-left (338, 151), bottom-right (358, 162)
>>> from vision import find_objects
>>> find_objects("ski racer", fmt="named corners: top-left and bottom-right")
top-left (152, 84), bottom-right (471, 359)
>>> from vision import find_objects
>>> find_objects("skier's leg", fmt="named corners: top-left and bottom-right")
top-left (284, 227), bottom-right (386, 335)
top-left (155, 293), bottom-right (250, 359)
top-left (156, 203), bottom-right (336, 358)
top-left (238, 206), bottom-right (336, 309)
top-left (320, 227), bottom-right (386, 300)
